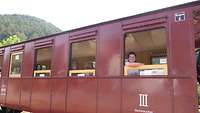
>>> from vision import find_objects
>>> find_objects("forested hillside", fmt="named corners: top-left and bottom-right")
top-left (0, 14), bottom-right (62, 41)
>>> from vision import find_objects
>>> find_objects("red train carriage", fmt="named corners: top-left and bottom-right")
top-left (0, 1), bottom-right (199, 113)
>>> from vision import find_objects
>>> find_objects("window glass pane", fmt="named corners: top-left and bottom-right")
top-left (195, 32), bottom-right (200, 83)
top-left (124, 28), bottom-right (168, 76)
top-left (34, 47), bottom-right (52, 77)
top-left (69, 39), bottom-right (96, 76)
top-left (9, 52), bottom-right (22, 77)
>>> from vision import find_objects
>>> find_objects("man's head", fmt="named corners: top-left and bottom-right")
top-left (128, 52), bottom-right (136, 63)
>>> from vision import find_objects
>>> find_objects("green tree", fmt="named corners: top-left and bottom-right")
top-left (0, 14), bottom-right (61, 40)
top-left (15, 32), bottom-right (27, 41)
top-left (0, 35), bottom-right (21, 47)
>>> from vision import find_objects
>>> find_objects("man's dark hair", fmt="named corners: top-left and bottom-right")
top-left (128, 52), bottom-right (136, 57)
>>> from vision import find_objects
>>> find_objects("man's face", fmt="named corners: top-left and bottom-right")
top-left (128, 54), bottom-right (136, 63)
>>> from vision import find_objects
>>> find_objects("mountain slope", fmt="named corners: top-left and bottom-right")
top-left (0, 14), bottom-right (62, 40)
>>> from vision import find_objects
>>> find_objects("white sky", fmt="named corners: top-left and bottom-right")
top-left (0, 0), bottom-right (197, 31)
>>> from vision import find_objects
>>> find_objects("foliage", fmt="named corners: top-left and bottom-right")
top-left (0, 35), bottom-right (22, 47)
top-left (198, 84), bottom-right (200, 94)
top-left (0, 14), bottom-right (61, 40)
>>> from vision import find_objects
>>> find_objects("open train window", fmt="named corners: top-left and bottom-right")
top-left (34, 47), bottom-right (52, 77)
top-left (195, 35), bottom-right (200, 83)
top-left (0, 55), bottom-right (3, 77)
top-left (9, 52), bottom-right (23, 78)
top-left (124, 28), bottom-right (168, 76)
top-left (69, 39), bottom-right (96, 76)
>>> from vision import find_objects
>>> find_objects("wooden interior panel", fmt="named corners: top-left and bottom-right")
top-left (125, 28), bottom-right (166, 53)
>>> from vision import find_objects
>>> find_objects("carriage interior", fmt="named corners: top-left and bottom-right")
top-left (34, 47), bottom-right (52, 77)
top-left (124, 28), bottom-right (167, 76)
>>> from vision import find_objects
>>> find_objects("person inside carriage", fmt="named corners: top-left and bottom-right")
top-left (125, 52), bottom-right (144, 67)
top-left (125, 52), bottom-right (144, 75)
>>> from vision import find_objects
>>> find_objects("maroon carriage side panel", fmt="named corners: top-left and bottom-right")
top-left (0, 1), bottom-right (199, 113)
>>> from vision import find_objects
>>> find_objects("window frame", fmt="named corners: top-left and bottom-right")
top-left (33, 47), bottom-right (53, 78)
top-left (68, 36), bottom-right (97, 77)
top-left (0, 54), bottom-right (3, 78)
top-left (122, 26), bottom-right (169, 77)
top-left (9, 51), bottom-right (23, 78)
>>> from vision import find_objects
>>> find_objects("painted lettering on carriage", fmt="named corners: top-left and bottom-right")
top-left (139, 94), bottom-right (148, 107)
top-left (134, 93), bottom-right (154, 113)
top-left (175, 12), bottom-right (185, 22)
